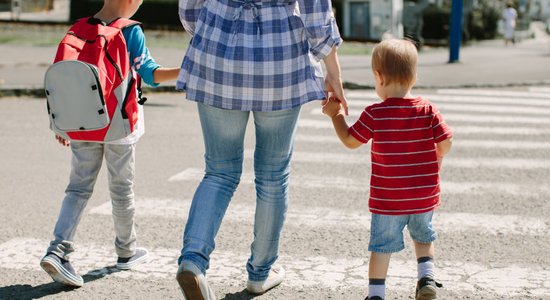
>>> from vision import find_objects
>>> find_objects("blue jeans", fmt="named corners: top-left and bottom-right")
top-left (179, 103), bottom-right (301, 281)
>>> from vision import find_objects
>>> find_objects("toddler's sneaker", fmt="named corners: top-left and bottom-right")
top-left (116, 247), bottom-right (149, 270)
top-left (246, 265), bottom-right (285, 295)
top-left (416, 276), bottom-right (443, 300)
top-left (176, 260), bottom-right (217, 300)
top-left (364, 297), bottom-right (384, 300)
top-left (40, 253), bottom-right (84, 287)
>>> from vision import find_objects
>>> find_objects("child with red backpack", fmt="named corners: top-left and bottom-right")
top-left (40, 0), bottom-right (179, 287)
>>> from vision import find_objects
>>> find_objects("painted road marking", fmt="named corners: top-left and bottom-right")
top-left (436, 89), bottom-right (550, 99)
top-left (309, 108), bottom-right (550, 125)
top-left (529, 87), bottom-right (550, 93)
top-left (168, 168), bottom-right (548, 197)
top-left (239, 149), bottom-right (550, 170)
top-left (345, 92), bottom-right (550, 107)
top-left (89, 198), bottom-right (548, 236)
top-left (2, 238), bottom-right (548, 297)
top-left (295, 135), bottom-right (550, 150)
top-left (298, 119), bottom-right (550, 135)
top-left (341, 101), bottom-right (550, 115)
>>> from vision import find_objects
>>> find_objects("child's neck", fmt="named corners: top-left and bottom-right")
top-left (94, 4), bottom-right (125, 24)
top-left (381, 84), bottom-right (413, 100)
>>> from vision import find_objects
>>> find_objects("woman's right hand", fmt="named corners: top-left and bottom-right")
top-left (322, 48), bottom-right (348, 115)
top-left (324, 74), bottom-right (348, 116)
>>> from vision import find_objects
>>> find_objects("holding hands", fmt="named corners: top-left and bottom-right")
top-left (321, 48), bottom-right (348, 116)
top-left (322, 97), bottom-right (344, 118)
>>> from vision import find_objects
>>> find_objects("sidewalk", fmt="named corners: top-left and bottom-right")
top-left (1, 23), bottom-right (550, 97)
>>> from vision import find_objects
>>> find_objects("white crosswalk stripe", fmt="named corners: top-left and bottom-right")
top-left (436, 88), bottom-right (550, 99)
top-left (89, 198), bottom-right (548, 236)
top-left (168, 168), bottom-right (548, 197)
top-left (342, 99), bottom-right (550, 115)
top-left (345, 91), bottom-right (550, 106)
top-left (310, 108), bottom-right (550, 124)
top-left (299, 119), bottom-right (550, 135)
top-left (241, 149), bottom-right (550, 169)
top-left (296, 135), bottom-right (550, 149)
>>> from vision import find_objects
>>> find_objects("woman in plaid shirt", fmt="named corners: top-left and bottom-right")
top-left (176, 0), bottom-right (346, 299)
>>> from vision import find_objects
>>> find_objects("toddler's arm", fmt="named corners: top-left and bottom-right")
top-left (322, 100), bottom-right (362, 149)
top-left (436, 137), bottom-right (453, 167)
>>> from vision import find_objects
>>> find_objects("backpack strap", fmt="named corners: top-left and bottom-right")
top-left (108, 18), bottom-right (146, 105)
top-left (108, 18), bottom-right (142, 31)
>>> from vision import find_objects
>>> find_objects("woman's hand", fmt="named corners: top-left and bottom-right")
top-left (322, 48), bottom-right (348, 115)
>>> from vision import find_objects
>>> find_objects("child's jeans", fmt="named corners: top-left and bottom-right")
top-left (179, 103), bottom-right (301, 281)
top-left (47, 142), bottom-right (137, 259)
top-left (368, 211), bottom-right (437, 253)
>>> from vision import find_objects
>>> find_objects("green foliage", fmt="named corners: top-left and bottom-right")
top-left (422, 5), bottom-right (450, 41)
top-left (468, 4), bottom-right (500, 40)
top-left (70, 0), bottom-right (180, 28)
top-left (421, 2), bottom-right (500, 43)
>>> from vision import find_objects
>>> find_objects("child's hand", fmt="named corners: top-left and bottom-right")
top-left (55, 135), bottom-right (70, 147)
top-left (322, 98), bottom-right (342, 118)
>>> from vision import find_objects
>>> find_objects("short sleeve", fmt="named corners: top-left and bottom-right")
top-left (348, 107), bottom-right (374, 143)
top-left (431, 106), bottom-right (453, 143)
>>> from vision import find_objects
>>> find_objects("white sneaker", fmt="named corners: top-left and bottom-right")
top-left (176, 261), bottom-right (217, 300)
top-left (246, 266), bottom-right (285, 295)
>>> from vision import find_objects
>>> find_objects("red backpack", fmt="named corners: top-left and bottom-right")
top-left (44, 17), bottom-right (145, 142)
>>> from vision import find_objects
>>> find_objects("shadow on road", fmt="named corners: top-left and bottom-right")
top-left (221, 289), bottom-right (260, 300)
top-left (0, 265), bottom-right (122, 299)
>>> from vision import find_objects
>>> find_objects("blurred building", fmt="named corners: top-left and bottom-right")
top-left (332, 0), bottom-right (404, 41)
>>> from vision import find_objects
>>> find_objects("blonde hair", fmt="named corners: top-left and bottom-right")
top-left (371, 39), bottom-right (418, 88)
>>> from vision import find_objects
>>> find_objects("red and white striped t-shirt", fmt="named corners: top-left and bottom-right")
top-left (349, 97), bottom-right (453, 215)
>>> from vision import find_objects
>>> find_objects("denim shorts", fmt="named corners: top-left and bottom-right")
top-left (368, 211), bottom-right (437, 253)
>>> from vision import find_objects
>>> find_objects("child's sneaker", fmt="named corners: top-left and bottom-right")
top-left (415, 276), bottom-right (443, 300)
top-left (246, 265), bottom-right (285, 295)
top-left (176, 261), bottom-right (217, 300)
top-left (40, 253), bottom-right (84, 287)
top-left (116, 247), bottom-right (149, 270)
top-left (364, 297), bottom-right (384, 300)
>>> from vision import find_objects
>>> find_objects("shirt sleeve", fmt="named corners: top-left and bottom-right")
top-left (348, 107), bottom-right (374, 144)
top-left (431, 105), bottom-right (453, 143)
top-left (297, 0), bottom-right (342, 61)
top-left (123, 25), bottom-right (160, 87)
top-left (179, 0), bottom-right (205, 35)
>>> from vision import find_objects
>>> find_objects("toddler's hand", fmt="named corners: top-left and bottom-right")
top-left (322, 98), bottom-right (342, 118)
top-left (55, 135), bottom-right (70, 147)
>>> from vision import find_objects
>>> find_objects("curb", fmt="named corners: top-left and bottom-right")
top-left (3, 80), bottom-right (550, 99)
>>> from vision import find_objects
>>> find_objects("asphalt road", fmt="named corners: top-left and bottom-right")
top-left (0, 87), bottom-right (549, 299)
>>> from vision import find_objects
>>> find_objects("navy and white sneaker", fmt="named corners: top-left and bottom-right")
top-left (116, 247), bottom-right (149, 270)
top-left (416, 276), bottom-right (443, 300)
top-left (40, 253), bottom-right (84, 287)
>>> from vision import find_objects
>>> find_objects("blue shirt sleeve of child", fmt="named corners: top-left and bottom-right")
top-left (123, 25), bottom-right (160, 87)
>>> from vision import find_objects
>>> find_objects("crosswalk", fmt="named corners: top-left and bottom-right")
top-left (1, 87), bottom-right (549, 299)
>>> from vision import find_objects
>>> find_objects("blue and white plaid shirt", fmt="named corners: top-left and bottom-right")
top-left (177, 0), bottom-right (342, 111)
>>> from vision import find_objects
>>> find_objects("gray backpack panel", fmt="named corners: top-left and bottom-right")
top-left (44, 60), bottom-right (109, 133)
